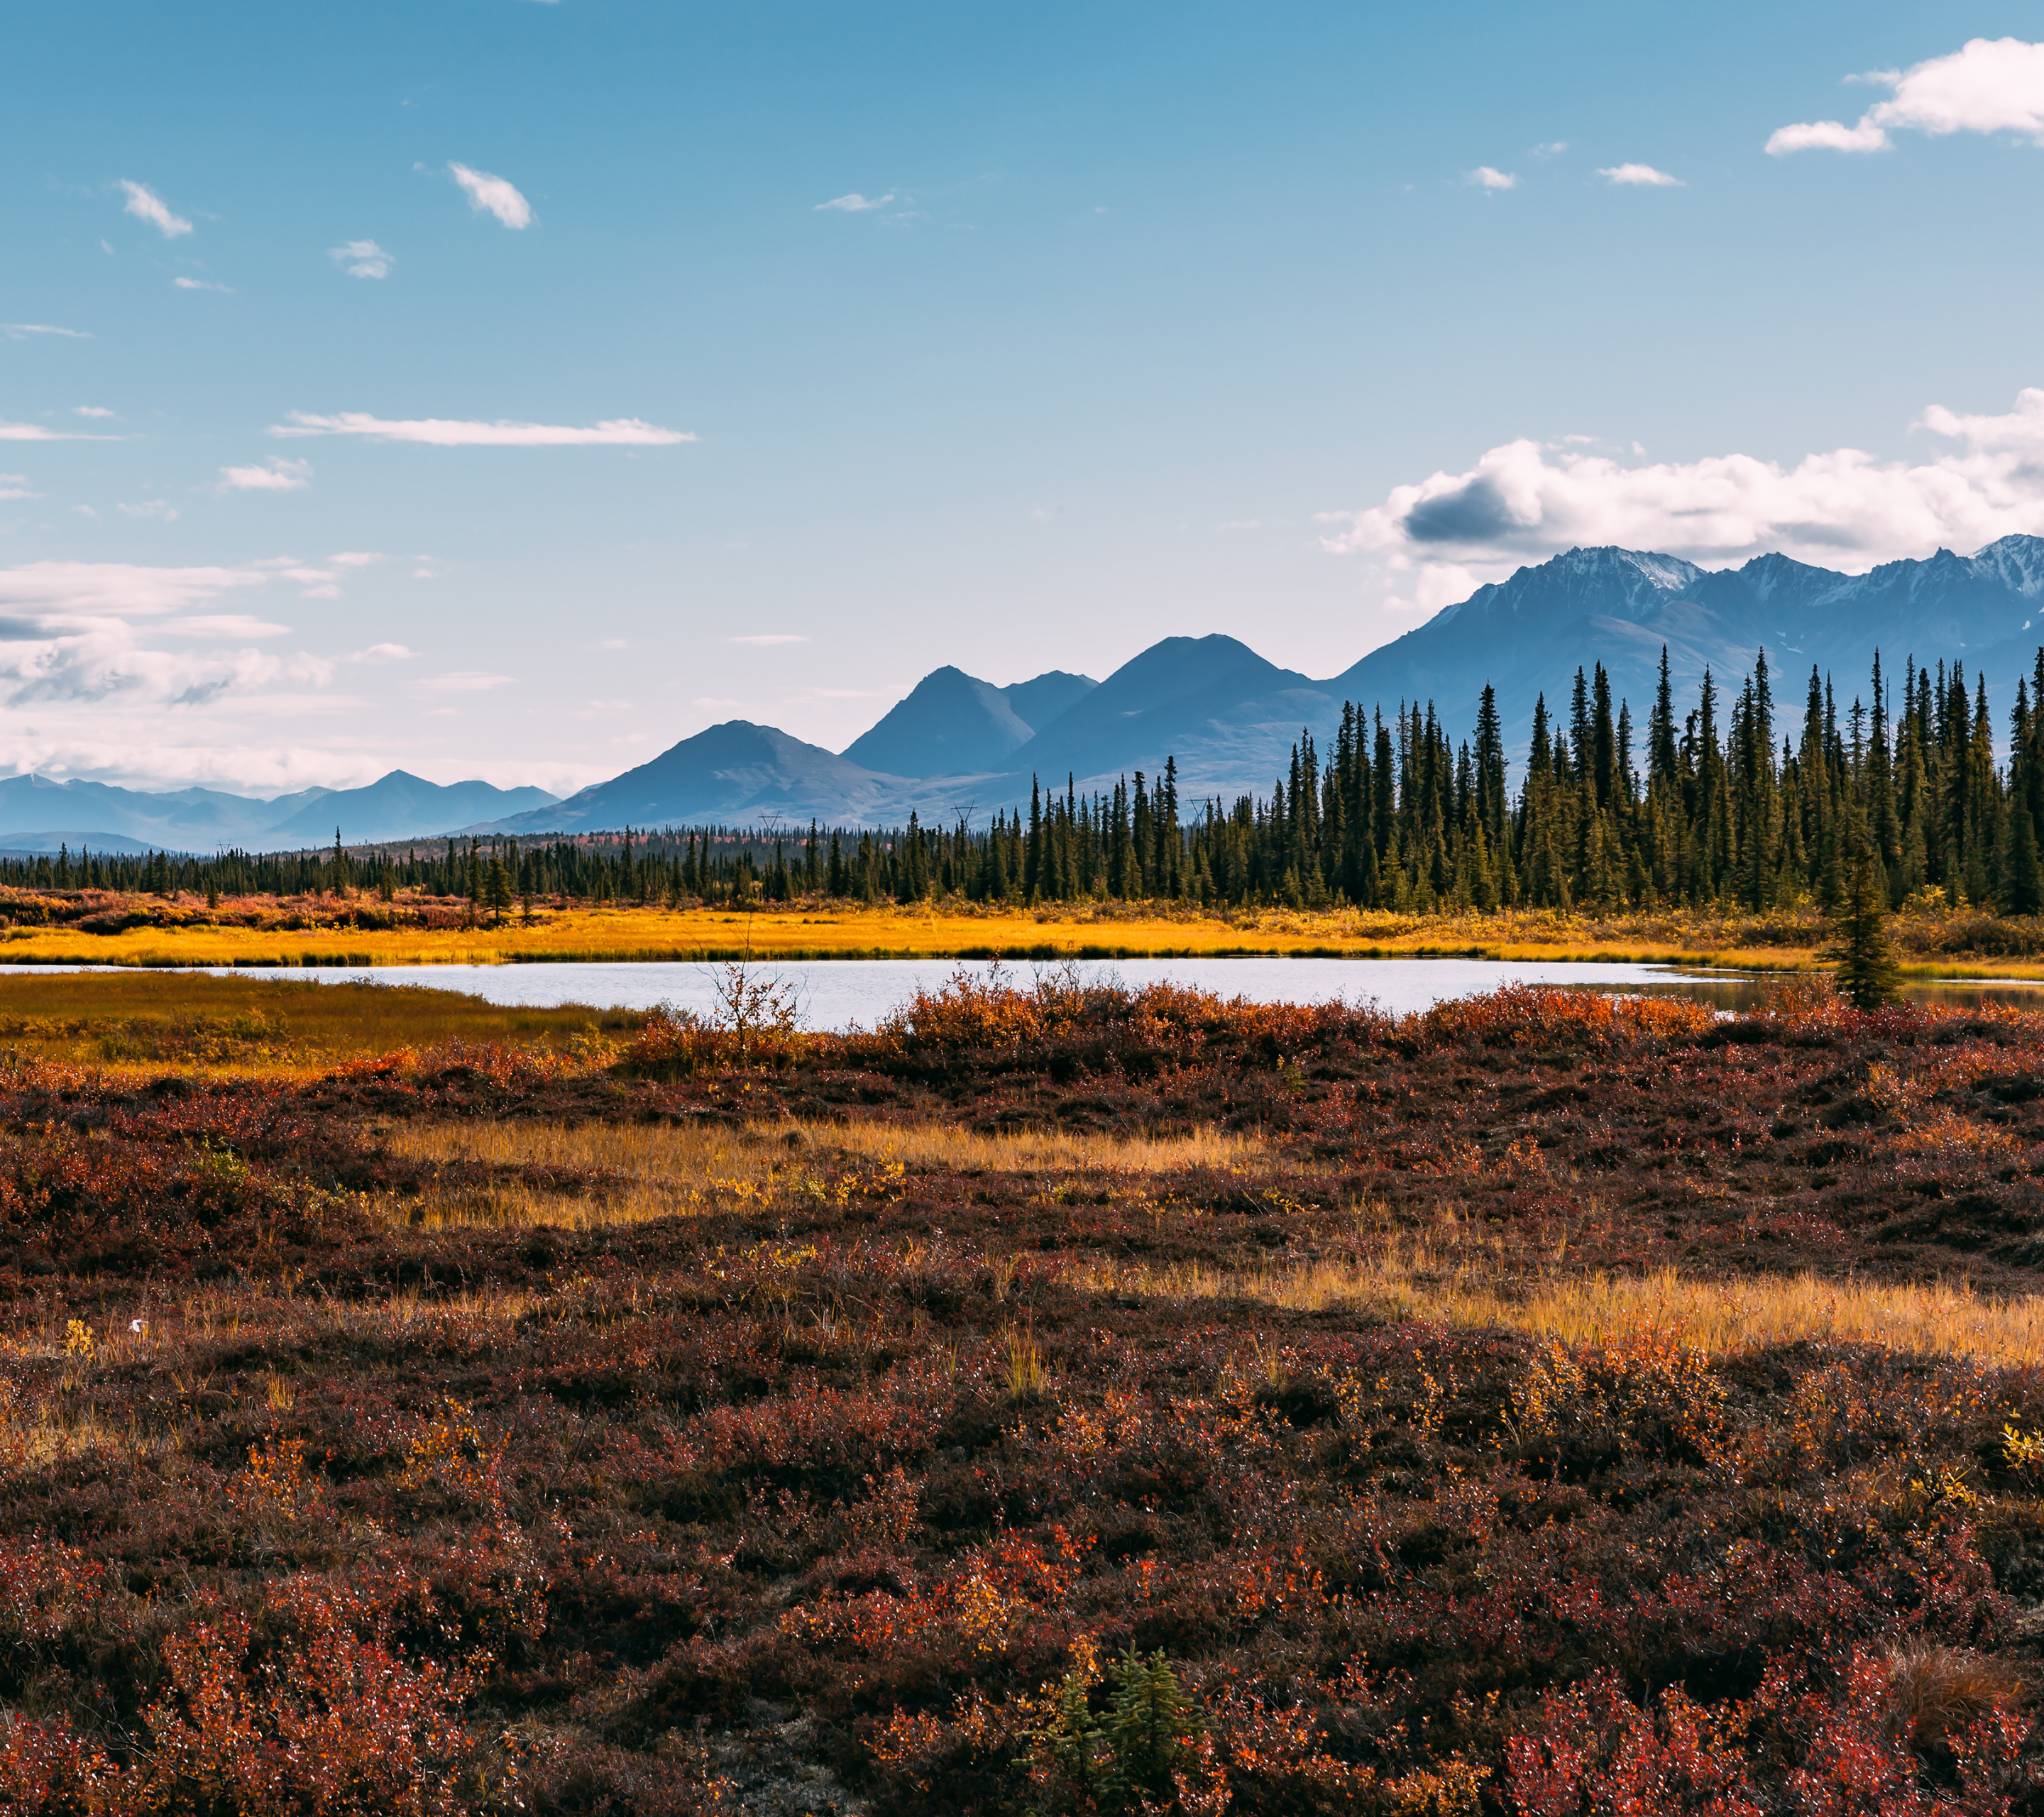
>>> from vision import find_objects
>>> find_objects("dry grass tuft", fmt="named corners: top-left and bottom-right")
top-left (1886, 1645), bottom-right (2028, 1742)
top-left (380, 1117), bottom-right (1263, 1231)
top-left (1077, 1253), bottom-right (2044, 1368)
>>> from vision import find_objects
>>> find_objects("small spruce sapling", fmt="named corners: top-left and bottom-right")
top-left (1823, 813), bottom-right (1903, 1010)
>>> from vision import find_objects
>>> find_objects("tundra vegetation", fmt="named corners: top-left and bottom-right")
top-left (0, 967), bottom-right (2041, 1811)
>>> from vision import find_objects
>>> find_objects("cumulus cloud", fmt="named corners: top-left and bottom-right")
top-left (1466, 166), bottom-right (1518, 190)
top-left (1597, 163), bottom-right (1683, 185)
top-left (1, 324), bottom-right (89, 341)
top-left (1531, 141), bottom-right (1570, 158)
top-left (172, 277), bottom-right (231, 292)
top-left (1768, 35), bottom-right (2044, 154)
top-left (329, 239), bottom-right (393, 279)
top-left (353, 642), bottom-right (413, 663)
top-left (328, 551), bottom-right (383, 568)
top-left (727, 633), bottom-right (808, 645)
top-left (119, 180), bottom-right (192, 238)
top-left (449, 163), bottom-right (533, 229)
top-left (73, 407), bottom-right (117, 419)
top-left (272, 410), bottom-right (693, 446)
top-left (1316, 388), bottom-right (2044, 606)
top-left (219, 458), bottom-right (312, 493)
top-left (815, 192), bottom-right (894, 212)
top-left (0, 477), bottom-right (39, 503)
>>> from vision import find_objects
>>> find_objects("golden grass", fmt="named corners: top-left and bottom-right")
top-left (378, 1116), bottom-right (1265, 1231)
top-left (1079, 1245), bottom-right (2044, 1367)
top-left (0, 972), bottom-right (638, 1072)
top-left (0, 901), bottom-right (1832, 968)
top-left (6, 896), bottom-right (2044, 979)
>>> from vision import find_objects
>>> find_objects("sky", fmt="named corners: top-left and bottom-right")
top-left (4, 2), bottom-right (2044, 799)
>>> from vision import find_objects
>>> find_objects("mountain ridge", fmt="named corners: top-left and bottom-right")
top-left (13, 537), bottom-right (2044, 845)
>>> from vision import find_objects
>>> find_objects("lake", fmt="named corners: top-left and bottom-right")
top-left (12, 954), bottom-right (2042, 1027)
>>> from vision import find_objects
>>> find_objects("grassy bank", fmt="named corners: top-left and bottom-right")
top-left (9, 890), bottom-right (2044, 977)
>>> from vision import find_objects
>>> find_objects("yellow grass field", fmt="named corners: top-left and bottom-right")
top-left (1, 896), bottom-right (2042, 978)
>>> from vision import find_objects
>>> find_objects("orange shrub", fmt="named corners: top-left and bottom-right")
top-left (1409, 984), bottom-right (1714, 1053)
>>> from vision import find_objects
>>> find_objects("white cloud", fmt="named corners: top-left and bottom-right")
top-left (119, 180), bottom-right (192, 238)
top-left (117, 500), bottom-right (179, 522)
top-left (328, 550), bottom-right (383, 568)
top-left (73, 406), bottom-right (117, 419)
top-left (1317, 388), bottom-right (2044, 600)
top-left (159, 615), bottom-right (291, 638)
top-left (1531, 141), bottom-right (1569, 158)
top-left (1596, 163), bottom-right (1683, 186)
top-left (173, 277), bottom-right (231, 292)
top-left (273, 410), bottom-right (693, 446)
top-left (0, 420), bottom-right (115, 443)
top-left (0, 478), bottom-right (39, 503)
top-left (449, 163), bottom-right (533, 229)
top-left (815, 192), bottom-right (894, 212)
top-left (417, 670), bottom-right (514, 693)
top-left (353, 642), bottom-right (413, 663)
top-left (1, 324), bottom-right (90, 341)
top-left (1768, 36), bottom-right (2044, 154)
top-left (1466, 167), bottom-right (1518, 190)
top-left (1767, 119), bottom-right (1891, 154)
top-left (0, 562), bottom-right (263, 617)
top-left (727, 633), bottom-right (808, 645)
top-left (329, 239), bottom-right (394, 279)
top-left (219, 457), bottom-right (313, 493)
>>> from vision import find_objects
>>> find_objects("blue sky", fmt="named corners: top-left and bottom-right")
top-left (4, 1), bottom-right (2043, 795)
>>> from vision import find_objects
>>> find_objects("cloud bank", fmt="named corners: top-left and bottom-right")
top-left (1769, 36), bottom-right (2044, 154)
top-left (1318, 388), bottom-right (2044, 607)
top-left (272, 411), bottom-right (693, 446)
top-left (449, 164), bottom-right (533, 229)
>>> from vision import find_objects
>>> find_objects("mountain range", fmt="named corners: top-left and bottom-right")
top-left (10, 535), bottom-right (2044, 850)
top-left (488, 534), bottom-right (2044, 833)
top-left (0, 772), bottom-right (556, 857)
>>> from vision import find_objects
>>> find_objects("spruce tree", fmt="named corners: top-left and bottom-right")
top-left (2006, 800), bottom-right (2044, 916)
top-left (1823, 814), bottom-right (1903, 1009)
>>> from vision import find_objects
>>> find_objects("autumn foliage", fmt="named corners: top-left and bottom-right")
top-left (0, 976), bottom-right (2038, 1810)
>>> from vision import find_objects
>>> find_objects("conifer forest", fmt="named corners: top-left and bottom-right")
top-left (9, 647), bottom-right (2042, 924)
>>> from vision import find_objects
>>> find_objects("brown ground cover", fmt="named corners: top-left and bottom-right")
top-left (4, 974), bottom-right (2044, 1811)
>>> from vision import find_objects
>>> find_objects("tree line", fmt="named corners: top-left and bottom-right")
top-left (6, 644), bottom-right (2043, 916)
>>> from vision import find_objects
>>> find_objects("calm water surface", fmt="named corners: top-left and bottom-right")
top-left (11, 956), bottom-right (2044, 1028)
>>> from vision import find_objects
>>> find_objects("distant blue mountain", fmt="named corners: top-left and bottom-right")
top-left (0, 770), bottom-right (559, 855)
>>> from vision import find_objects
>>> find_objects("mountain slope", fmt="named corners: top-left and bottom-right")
top-left (841, 667), bottom-right (1036, 777)
top-left (840, 667), bottom-right (1103, 779)
top-left (1000, 670), bottom-right (1097, 729)
top-left (491, 721), bottom-right (912, 833)
top-left (264, 772), bottom-right (559, 847)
